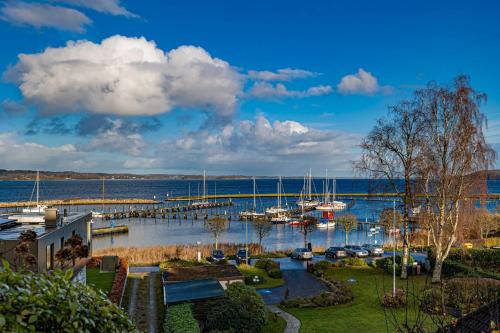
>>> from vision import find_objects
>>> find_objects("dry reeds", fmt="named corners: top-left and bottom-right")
top-left (93, 243), bottom-right (264, 265)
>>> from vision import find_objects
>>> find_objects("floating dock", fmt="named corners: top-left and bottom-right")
top-left (92, 225), bottom-right (129, 236)
top-left (0, 198), bottom-right (159, 209)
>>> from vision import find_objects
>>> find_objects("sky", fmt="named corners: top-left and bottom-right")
top-left (0, 0), bottom-right (499, 176)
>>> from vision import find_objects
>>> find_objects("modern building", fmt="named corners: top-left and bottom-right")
top-left (0, 209), bottom-right (92, 279)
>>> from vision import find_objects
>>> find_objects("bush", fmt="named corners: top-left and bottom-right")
top-left (108, 258), bottom-right (128, 304)
top-left (442, 260), bottom-right (500, 280)
top-left (335, 257), bottom-right (367, 267)
top-left (313, 260), bottom-right (333, 274)
top-left (204, 283), bottom-right (267, 333)
top-left (254, 259), bottom-right (279, 271)
top-left (0, 261), bottom-right (136, 332)
top-left (216, 258), bottom-right (228, 265)
top-left (164, 303), bottom-right (199, 333)
top-left (376, 255), bottom-right (414, 275)
top-left (381, 289), bottom-right (406, 308)
top-left (267, 268), bottom-right (282, 279)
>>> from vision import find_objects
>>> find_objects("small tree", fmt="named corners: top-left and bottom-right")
top-left (301, 216), bottom-right (318, 248)
top-left (14, 230), bottom-right (37, 271)
top-left (55, 234), bottom-right (89, 268)
top-left (337, 214), bottom-right (358, 245)
top-left (252, 216), bottom-right (272, 250)
top-left (206, 216), bottom-right (228, 250)
top-left (379, 208), bottom-right (402, 234)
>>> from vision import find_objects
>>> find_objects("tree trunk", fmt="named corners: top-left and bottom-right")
top-left (432, 257), bottom-right (443, 283)
top-left (345, 230), bottom-right (348, 245)
top-left (215, 236), bottom-right (218, 250)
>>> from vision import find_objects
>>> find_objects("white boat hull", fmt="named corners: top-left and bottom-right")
top-left (317, 222), bottom-right (336, 229)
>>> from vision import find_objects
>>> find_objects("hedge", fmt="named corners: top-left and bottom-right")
top-left (428, 248), bottom-right (500, 272)
top-left (108, 258), bottom-right (128, 304)
top-left (442, 260), bottom-right (500, 280)
top-left (164, 303), bottom-right (200, 333)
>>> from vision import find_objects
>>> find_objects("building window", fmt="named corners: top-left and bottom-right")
top-left (72, 230), bottom-right (75, 236)
top-left (46, 243), bottom-right (54, 271)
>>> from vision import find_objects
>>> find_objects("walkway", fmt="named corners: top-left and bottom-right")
top-left (123, 266), bottom-right (161, 333)
top-left (258, 270), bottom-right (329, 304)
top-left (267, 304), bottom-right (301, 333)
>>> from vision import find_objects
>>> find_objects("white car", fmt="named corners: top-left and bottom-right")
top-left (344, 245), bottom-right (369, 257)
top-left (291, 248), bottom-right (313, 260)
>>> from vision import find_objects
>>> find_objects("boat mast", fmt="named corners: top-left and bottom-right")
top-left (309, 168), bottom-right (312, 200)
top-left (102, 177), bottom-right (105, 213)
top-left (36, 170), bottom-right (39, 207)
top-left (188, 183), bottom-right (191, 205)
top-left (253, 176), bottom-right (256, 212)
top-left (203, 169), bottom-right (206, 202)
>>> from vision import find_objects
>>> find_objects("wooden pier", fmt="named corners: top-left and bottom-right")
top-left (0, 198), bottom-right (159, 208)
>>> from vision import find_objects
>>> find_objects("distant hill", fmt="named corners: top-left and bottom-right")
top-left (0, 169), bottom-right (251, 180)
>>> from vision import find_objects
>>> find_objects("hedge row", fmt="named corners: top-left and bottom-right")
top-left (442, 260), bottom-right (500, 280)
top-left (108, 258), bottom-right (128, 304)
top-left (164, 303), bottom-right (200, 333)
top-left (428, 248), bottom-right (500, 272)
top-left (254, 259), bottom-right (283, 278)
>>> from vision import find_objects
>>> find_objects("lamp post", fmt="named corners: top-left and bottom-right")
top-left (392, 199), bottom-right (396, 296)
top-left (197, 241), bottom-right (201, 262)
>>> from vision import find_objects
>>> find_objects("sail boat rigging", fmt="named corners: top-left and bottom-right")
top-left (297, 169), bottom-right (320, 208)
top-left (240, 177), bottom-right (265, 218)
top-left (316, 172), bottom-right (346, 211)
top-left (192, 169), bottom-right (210, 207)
top-left (23, 170), bottom-right (48, 213)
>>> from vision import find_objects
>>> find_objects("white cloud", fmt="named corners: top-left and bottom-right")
top-left (248, 68), bottom-right (316, 81)
top-left (248, 82), bottom-right (333, 99)
top-left (80, 118), bottom-right (148, 156)
top-left (144, 115), bottom-right (360, 175)
top-left (6, 35), bottom-right (243, 120)
top-left (337, 68), bottom-right (392, 95)
top-left (0, 1), bottom-right (91, 32)
top-left (54, 0), bottom-right (137, 17)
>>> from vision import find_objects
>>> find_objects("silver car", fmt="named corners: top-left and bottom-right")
top-left (344, 245), bottom-right (369, 257)
top-left (292, 248), bottom-right (313, 260)
top-left (362, 244), bottom-right (384, 256)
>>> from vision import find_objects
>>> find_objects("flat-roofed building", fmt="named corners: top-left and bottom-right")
top-left (0, 210), bottom-right (92, 277)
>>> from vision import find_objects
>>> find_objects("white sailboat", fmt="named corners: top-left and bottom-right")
top-left (297, 169), bottom-right (320, 208)
top-left (316, 174), bottom-right (346, 211)
top-left (92, 177), bottom-right (106, 218)
top-left (192, 169), bottom-right (210, 207)
top-left (240, 177), bottom-right (266, 218)
top-left (23, 170), bottom-right (48, 214)
top-left (265, 176), bottom-right (288, 214)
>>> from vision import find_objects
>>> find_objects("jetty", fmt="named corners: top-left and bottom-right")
top-left (0, 198), bottom-right (159, 209)
top-left (166, 192), bottom-right (500, 201)
top-left (92, 225), bottom-right (129, 236)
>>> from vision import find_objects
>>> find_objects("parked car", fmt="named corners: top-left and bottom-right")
top-left (344, 245), bottom-right (369, 257)
top-left (210, 249), bottom-right (225, 262)
top-left (325, 246), bottom-right (347, 259)
top-left (362, 244), bottom-right (384, 256)
top-left (236, 249), bottom-right (250, 264)
top-left (291, 248), bottom-right (313, 260)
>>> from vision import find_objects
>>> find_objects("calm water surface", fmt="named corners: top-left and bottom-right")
top-left (1, 178), bottom-right (498, 251)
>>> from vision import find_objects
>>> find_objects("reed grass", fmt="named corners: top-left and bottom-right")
top-left (93, 243), bottom-right (265, 265)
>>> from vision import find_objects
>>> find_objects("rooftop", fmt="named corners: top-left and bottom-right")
top-left (165, 264), bottom-right (244, 282)
top-left (0, 212), bottom-right (90, 241)
top-left (164, 278), bottom-right (225, 304)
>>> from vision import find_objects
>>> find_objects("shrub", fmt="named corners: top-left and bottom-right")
top-left (267, 268), bottom-right (282, 279)
top-left (376, 255), bottom-right (414, 275)
top-left (164, 303), bottom-right (200, 333)
top-left (108, 258), bottom-right (128, 304)
top-left (204, 283), bottom-right (267, 333)
top-left (335, 257), bottom-right (367, 267)
top-left (382, 289), bottom-right (406, 308)
top-left (313, 260), bottom-right (333, 274)
top-left (282, 276), bottom-right (353, 308)
top-left (216, 258), bottom-right (228, 265)
top-left (0, 261), bottom-right (136, 332)
top-left (442, 260), bottom-right (500, 280)
top-left (254, 259), bottom-right (279, 271)
top-left (159, 258), bottom-right (207, 269)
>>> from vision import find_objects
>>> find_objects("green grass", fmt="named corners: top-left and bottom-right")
top-left (284, 267), bottom-right (437, 333)
top-left (86, 267), bottom-right (115, 295)
top-left (263, 311), bottom-right (287, 333)
top-left (238, 264), bottom-right (285, 289)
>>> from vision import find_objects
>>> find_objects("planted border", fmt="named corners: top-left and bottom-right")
top-left (108, 258), bottom-right (129, 305)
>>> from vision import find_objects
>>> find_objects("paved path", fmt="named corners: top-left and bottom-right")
top-left (258, 270), bottom-right (329, 305)
top-left (127, 278), bottom-right (139, 317)
top-left (267, 305), bottom-right (300, 333)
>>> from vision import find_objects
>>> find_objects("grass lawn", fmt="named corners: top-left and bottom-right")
top-left (238, 264), bottom-right (285, 289)
top-left (86, 267), bottom-right (115, 295)
top-left (285, 267), bottom-right (437, 333)
top-left (263, 311), bottom-right (287, 333)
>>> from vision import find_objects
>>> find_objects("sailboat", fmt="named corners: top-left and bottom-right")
top-left (92, 177), bottom-right (106, 218)
top-left (265, 176), bottom-right (288, 215)
top-left (297, 169), bottom-right (320, 208)
top-left (240, 177), bottom-right (266, 219)
top-left (23, 170), bottom-right (48, 214)
top-left (316, 174), bottom-right (346, 212)
top-left (266, 177), bottom-right (290, 223)
top-left (192, 169), bottom-right (210, 207)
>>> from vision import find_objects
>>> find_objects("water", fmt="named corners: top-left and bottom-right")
top-left (1, 178), bottom-right (498, 251)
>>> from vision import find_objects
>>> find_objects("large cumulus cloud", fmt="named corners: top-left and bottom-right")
top-left (140, 115), bottom-right (361, 175)
top-left (5, 35), bottom-right (243, 121)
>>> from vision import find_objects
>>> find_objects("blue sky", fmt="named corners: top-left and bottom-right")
top-left (0, 0), bottom-right (499, 176)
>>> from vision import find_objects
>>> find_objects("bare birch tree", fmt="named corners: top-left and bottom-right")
top-left (355, 98), bottom-right (424, 278)
top-left (417, 75), bottom-right (496, 282)
top-left (206, 216), bottom-right (228, 250)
